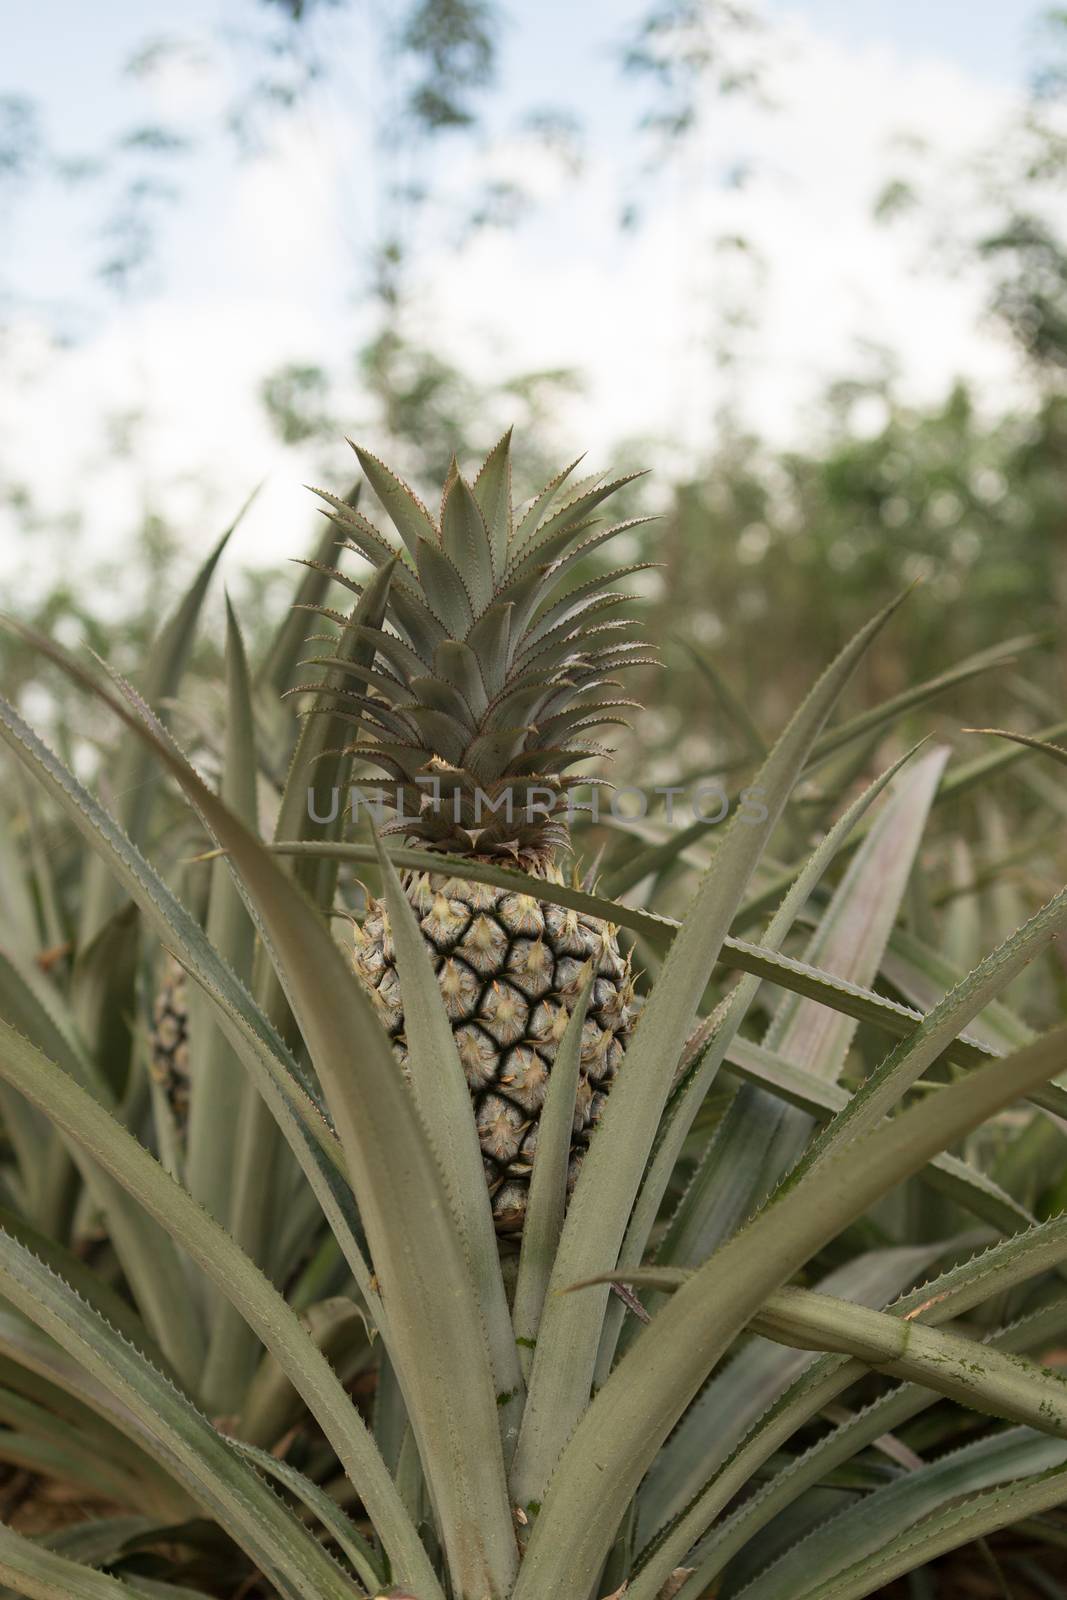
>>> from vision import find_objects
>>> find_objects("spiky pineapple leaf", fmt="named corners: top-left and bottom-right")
top-left (440, 471), bottom-right (493, 610)
top-left (415, 536), bottom-right (476, 635)
top-left (472, 426), bottom-right (513, 574)
top-left (508, 593), bottom-right (909, 1519)
top-left (767, 1447), bottom-right (1067, 1600)
top-left (185, 599), bottom-right (259, 1224)
top-left (0, 1517), bottom-right (177, 1600)
top-left (755, 1289), bottom-right (1067, 1436)
top-left (593, 744), bottom-right (934, 1391)
top-left (720, 1039), bottom-right (1031, 1230)
top-left (633, 1240), bottom-right (963, 1555)
top-left (78, 492), bottom-right (252, 947)
top-left (231, 1440), bottom-right (385, 1591)
top-left (578, 1273), bottom-right (1067, 1440)
top-left (256, 487), bottom-right (358, 699)
top-left (776, 885), bottom-right (1067, 1197)
top-left (0, 943), bottom-right (204, 1389)
top-left (0, 1202), bottom-right (173, 1381)
top-left (511, 453), bottom-right (584, 545)
top-left (509, 1018), bottom-right (1067, 1597)
top-left (9, 631), bottom-right (516, 1600)
top-left (351, 443), bottom-right (438, 555)
top-left (736, 713), bottom-right (1067, 932)
top-left (512, 967), bottom-right (595, 1377)
top-left (0, 1016), bottom-right (438, 1598)
top-left (372, 829), bottom-right (526, 1446)
top-left (268, 836), bottom-right (1022, 1077)
top-left (0, 651), bottom-right (389, 1356)
top-left (967, 725), bottom-right (1067, 766)
top-left (0, 1226), bottom-right (358, 1600)
top-left (631, 1274), bottom-right (1067, 1599)
top-left (657, 746), bottom-right (948, 1274)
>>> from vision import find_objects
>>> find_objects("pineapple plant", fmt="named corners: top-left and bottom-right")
top-left (310, 434), bottom-right (649, 1231)
top-left (1, 437), bottom-right (1067, 1600)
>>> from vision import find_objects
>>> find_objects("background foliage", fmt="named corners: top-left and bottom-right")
top-left (3, 4), bottom-right (1067, 1596)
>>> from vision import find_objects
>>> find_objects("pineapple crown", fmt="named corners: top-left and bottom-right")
top-left (294, 431), bottom-right (658, 863)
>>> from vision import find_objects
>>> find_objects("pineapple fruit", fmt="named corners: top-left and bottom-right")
top-left (149, 953), bottom-right (192, 1132)
top-left (307, 432), bottom-right (655, 1232)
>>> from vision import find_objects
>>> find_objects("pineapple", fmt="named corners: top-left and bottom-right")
top-left (149, 952), bottom-right (191, 1132)
top-left (306, 432), bottom-right (655, 1232)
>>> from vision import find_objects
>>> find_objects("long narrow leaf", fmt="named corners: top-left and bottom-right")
top-left (509, 594), bottom-right (908, 1513)
top-left (0, 1018), bottom-right (440, 1600)
top-left (77, 496), bottom-right (250, 946)
top-left (0, 1519), bottom-right (169, 1600)
top-left (373, 831), bottom-right (525, 1448)
top-left (595, 745), bottom-right (934, 1387)
top-left (509, 1021), bottom-right (1067, 1596)
top-left (0, 1230), bottom-right (356, 1600)
top-left (270, 839), bottom-right (1002, 1073)
top-left (512, 970), bottom-right (594, 1375)
top-left (7, 634), bottom-right (515, 1600)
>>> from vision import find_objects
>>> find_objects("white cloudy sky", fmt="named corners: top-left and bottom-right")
top-left (0, 0), bottom-right (1052, 589)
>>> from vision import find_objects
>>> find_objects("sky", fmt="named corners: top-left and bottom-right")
top-left (0, 0), bottom-right (1055, 591)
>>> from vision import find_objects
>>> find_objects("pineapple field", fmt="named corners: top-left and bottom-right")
top-left (6, 2), bottom-right (1067, 1596)
top-left (0, 427), bottom-right (1064, 1600)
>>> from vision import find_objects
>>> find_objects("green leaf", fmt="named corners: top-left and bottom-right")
top-left (634, 1240), bottom-right (963, 1554)
top-left (512, 453), bottom-right (583, 546)
top-left (720, 1041), bottom-right (1032, 1231)
top-left (0, 675), bottom-right (374, 1301)
top-left (352, 443), bottom-right (439, 555)
top-left (0, 1018), bottom-right (438, 1597)
top-left (194, 598), bottom-right (266, 1410)
top-left (0, 1228), bottom-right (357, 1600)
top-left (512, 968), bottom-right (594, 1377)
top-left (440, 471), bottom-right (493, 609)
top-left (240, 1295), bottom-right (371, 1448)
top-left (634, 1285), bottom-right (1067, 1598)
top-left (509, 592), bottom-right (909, 1517)
top-left (232, 1439), bottom-right (384, 1591)
top-left (595, 745), bottom-right (934, 1389)
top-left (966, 725), bottom-right (1067, 768)
top-left (0, 948), bottom-right (204, 1389)
top-left (415, 536), bottom-right (476, 635)
top-left (778, 885), bottom-right (1067, 1196)
top-left (0, 802), bottom-right (43, 952)
top-left (187, 598), bottom-right (259, 1224)
top-left (508, 473), bottom-right (646, 579)
top-left (0, 1387), bottom-right (174, 1515)
top-left (0, 1518), bottom-right (171, 1600)
top-left (71, 899), bottom-right (140, 1101)
top-left (752, 1286), bottom-right (1067, 1437)
top-left (255, 485), bottom-right (358, 700)
top-left (881, 925), bottom-right (1034, 1054)
top-left (14, 637), bottom-right (513, 1600)
top-left (801, 632), bottom-right (1039, 775)
top-left (659, 745), bottom-right (947, 1275)
top-left (279, 558), bottom-right (395, 912)
top-left (682, 641), bottom-right (767, 760)
top-left (510, 1019), bottom-right (1067, 1598)
top-left (0, 1204), bottom-right (173, 1379)
top-left (788, 1453), bottom-right (1067, 1600)
top-left (737, 713), bottom-right (1067, 933)
top-left (472, 426), bottom-right (513, 576)
top-left (732, 1427), bottom-right (1067, 1600)
top-left (78, 494), bottom-right (251, 947)
top-left (372, 830), bottom-right (525, 1450)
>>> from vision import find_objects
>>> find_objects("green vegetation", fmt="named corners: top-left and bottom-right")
top-left (2, 4), bottom-right (1067, 1595)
